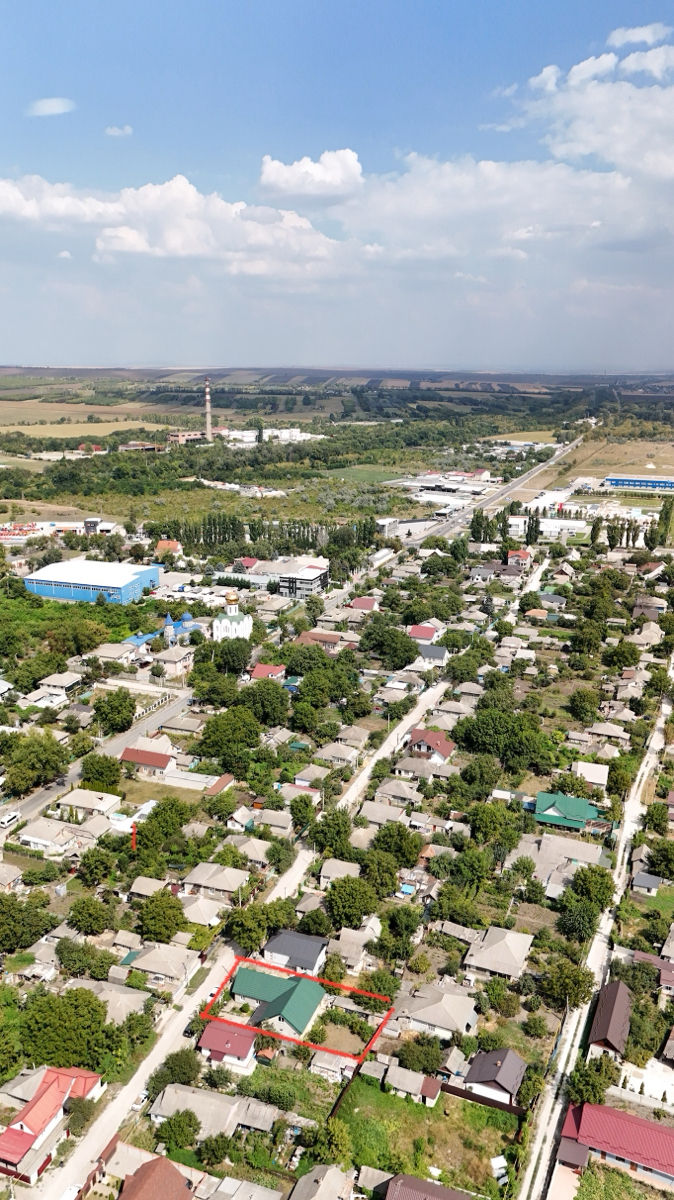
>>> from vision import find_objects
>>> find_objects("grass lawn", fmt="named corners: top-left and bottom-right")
top-left (121, 778), bottom-right (206, 808)
top-left (576, 1163), bottom-right (670, 1199)
top-left (339, 1076), bottom-right (519, 1191)
top-left (641, 885), bottom-right (674, 920)
top-left (186, 965), bottom-right (210, 994)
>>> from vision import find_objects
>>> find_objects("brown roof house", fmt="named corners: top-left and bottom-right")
top-left (120, 1156), bottom-right (191, 1200)
top-left (587, 980), bottom-right (631, 1061)
top-left (464, 1048), bottom-right (526, 1105)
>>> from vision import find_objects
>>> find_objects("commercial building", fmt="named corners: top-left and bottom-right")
top-left (25, 560), bottom-right (159, 604)
top-left (604, 473), bottom-right (674, 491)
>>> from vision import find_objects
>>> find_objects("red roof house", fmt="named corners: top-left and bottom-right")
top-left (408, 624), bottom-right (438, 644)
top-left (198, 1021), bottom-right (257, 1071)
top-left (507, 549), bottom-right (531, 565)
top-left (237, 557), bottom-right (258, 570)
top-left (560, 1102), bottom-right (674, 1181)
top-left (120, 747), bottom-right (175, 776)
top-left (350, 596), bottom-right (377, 611)
top-left (0, 1067), bottom-right (102, 1184)
top-left (407, 728), bottom-right (456, 763)
top-left (121, 1156), bottom-right (191, 1199)
top-left (250, 663), bottom-right (286, 681)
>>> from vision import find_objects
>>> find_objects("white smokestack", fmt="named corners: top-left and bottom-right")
top-left (205, 376), bottom-right (213, 442)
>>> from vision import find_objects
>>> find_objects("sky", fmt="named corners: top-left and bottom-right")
top-left (3, 1), bottom-right (674, 370)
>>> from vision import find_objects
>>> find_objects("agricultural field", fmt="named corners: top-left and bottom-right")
top-left (339, 1076), bottom-right (519, 1191)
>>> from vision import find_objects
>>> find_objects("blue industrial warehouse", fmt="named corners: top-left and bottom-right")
top-left (24, 560), bottom-right (159, 603)
top-left (604, 473), bottom-right (674, 491)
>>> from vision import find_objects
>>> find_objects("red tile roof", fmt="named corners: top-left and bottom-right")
top-left (408, 728), bottom-right (455, 758)
top-left (508, 548), bottom-right (531, 560)
top-left (409, 624), bottom-right (436, 640)
top-left (205, 773), bottom-right (234, 797)
top-left (121, 1156), bottom-right (191, 1200)
top-left (420, 1076), bottom-right (441, 1100)
top-left (350, 596), bottom-right (376, 610)
top-left (251, 663), bottom-right (285, 679)
top-left (155, 539), bottom-right (181, 553)
top-left (199, 1021), bottom-right (257, 1060)
top-left (239, 557), bottom-right (258, 568)
top-left (0, 1067), bottom-right (100, 1165)
top-left (120, 747), bottom-right (172, 769)
top-left (562, 1102), bottom-right (674, 1176)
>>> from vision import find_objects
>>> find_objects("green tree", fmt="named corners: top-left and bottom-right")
top-left (160, 1108), bottom-right (201, 1149)
top-left (77, 847), bottom-right (115, 888)
top-left (5, 731), bottom-right (68, 795)
top-left (557, 901), bottom-right (599, 943)
top-left (567, 1053), bottom-right (619, 1104)
top-left (237, 679), bottom-right (289, 726)
top-left (371, 823), bottom-right (422, 868)
top-left (325, 876), bottom-right (378, 930)
top-left (397, 1034), bottom-right (443, 1073)
top-left (570, 865), bottom-right (614, 911)
top-left (568, 687), bottom-right (599, 725)
top-left (227, 905), bottom-right (268, 954)
top-left (200, 707), bottom-right (261, 773)
top-left (313, 1117), bottom-right (352, 1167)
top-left (311, 811), bottom-right (352, 858)
top-left (137, 890), bottom-right (186, 943)
top-left (147, 1048), bottom-right (201, 1101)
top-left (68, 897), bottom-right (111, 936)
top-left (644, 802), bottom-right (669, 836)
top-left (290, 794), bottom-right (315, 830)
top-left (80, 752), bottom-right (122, 792)
top-left (518, 1066), bottom-right (545, 1107)
top-left (93, 688), bottom-right (136, 733)
top-left (361, 850), bottom-right (398, 899)
top-left (540, 959), bottom-right (594, 1010)
top-left (20, 988), bottom-right (109, 1071)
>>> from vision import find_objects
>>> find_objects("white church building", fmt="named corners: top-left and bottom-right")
top-left (212, 591), bottom-right (253, 643)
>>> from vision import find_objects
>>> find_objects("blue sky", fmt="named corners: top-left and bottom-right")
top-left (2, 1), bottom-right (674, 369)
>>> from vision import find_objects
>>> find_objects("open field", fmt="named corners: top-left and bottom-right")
top-left (0, 418), bottom-right (166, 436)
top-left (510, 439), bottom-right (674, 502)
top-left (339, 1076), bottom-right (519, 1190)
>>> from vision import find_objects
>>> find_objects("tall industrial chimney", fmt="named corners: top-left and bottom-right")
top-left (204, 376), bottom-right (213, 442)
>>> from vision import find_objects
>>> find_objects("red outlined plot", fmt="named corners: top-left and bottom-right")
top-left (200, 954), bottom-right (394, 1063)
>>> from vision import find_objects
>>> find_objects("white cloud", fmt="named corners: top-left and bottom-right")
top-left (259, 148), bottom-right (363, 197)
top-left (567, 53), bottom-right (617, 86)
top-left (56, 249), bottom-right (71, 259)
top-left (105, 124), bottom-right (133, 137)
top-left (528, 65), bottom-right (560, 93)
top-left (26, 97), bottom-right (75, 117)
top-left (607, 23), bottom-right (672, 48)
top-left (620, 45), bottom-right (674, 80)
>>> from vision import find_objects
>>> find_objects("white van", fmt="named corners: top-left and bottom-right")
top-left (0, 810), bottom-right (19, 828)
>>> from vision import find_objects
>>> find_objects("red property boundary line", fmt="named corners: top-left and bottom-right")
top-left (199, 954), bottom-right (394, 1063)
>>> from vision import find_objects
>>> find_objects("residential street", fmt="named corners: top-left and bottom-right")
top-left (33, 944), bottom-right (235, 1200)
top-left (265, 847), bottom-right (315, 902)
top-left (1, 689), bottom-right (191, 831)
top-left (521, 670), bottom-right (672, 1200)
top-left (336, 677), bottom-right (448, 813)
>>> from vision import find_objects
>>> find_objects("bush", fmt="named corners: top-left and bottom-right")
top-left (522, 1014), bottom-right (547, 1039)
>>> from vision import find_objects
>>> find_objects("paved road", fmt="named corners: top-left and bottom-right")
top-left (336, 677), bottom-right (449, 814)
top-left (1, 690), bottom-right (191, 832)
top-left (265, 847), bottom-right (315, 902)
top-left (35, 944), bottom-right (235, 1200)
top-left (413, 437), bottom-right (583, 544)
top-left (522, 665), bottom-right (672, 1200)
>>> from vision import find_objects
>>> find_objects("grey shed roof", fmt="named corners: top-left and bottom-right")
top-left (633, 872), bottom-right (663, 889)
top-left (464, 1047), bottom-right (527, 1097)
top-left (264, 929), bottom-right (327, 969)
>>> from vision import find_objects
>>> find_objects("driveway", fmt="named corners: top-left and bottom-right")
top-left (33, 943), bottom-right (235, 1199)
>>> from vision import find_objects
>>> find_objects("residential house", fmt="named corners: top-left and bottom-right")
top-left (628, 621), bottom-right (664, 649)
top-left (320, 859), bottom-right (360, 890)
top-left (535, 791), bottom-right (613, 835)
top-left (558, 1102), bottom-right (674, 1187)
top-left (309, 1050), bottom-right (355, 1085)
top-left (463, 926), bottom-right (533, 981)
top-left (253, 809), bottom-right (293, 838)
top-left (569, 761), bottom-right (609, 793)
top-left (393, 982), bottom-right (477, 1039)
top-left (294, 764), bottom-right (330, 789)
top-left (393, 756), bottom-right (458, 784)
top-left (290, 1165), bottom-right (354, 1200)
top-left (587, 981), bottom-right (631, 1061)
top-left (0, 861), bottom-right (22, 893)
top-left (632, 871), bottom-right (663, 897)
top-left (198, 1022), bottom-right (257, 1076)
top-left (375, 778), bottom-right (423, 807)
top-left (316, 742), bottom-right (359, 770)
top-left (507, 549), bottom-right (531, 569)
top-left (587, 722), bottom-right (631, 746)
top-left (327, 914), bottom-right (382, 973)
top-left (250, 663), bottom-right (286, 682)
top-left (54, 787), bottom-right (119, 820)
top-left (94, 642), bottom-right (137, 668)
top-left (153, 644), bottom-right (194, 677)
top-left (504, 833), bottom-right (606, 900)
top-left (384, 1063), bottom-right (440, 1107)
top-left (150, 1084), bottom-right (278, 1139)
top-left (64, 979), bottom-right (148, 1025)
top-left (230, 966), bottom-right (325, 1037)
top-left (16, 817), bottom-right (99, 861)
top-left (406, 728), bottom-right (455, 762)
top-left (407, 624), bottom-right (438, 645)
top-left (414, 644), bottom-right (450, 669)
top-left (128, 876), bottom-right (166, 901)
top-left (336, 724), bottom-right (370, 751)
top-left (359, 800), bottom-right (406, 827)
top-left (180, 894), bottom-right (222, 927)
top-left (131, 943), bottom-right (200, 994)
top-left (380, 1177), bottom-right (467, 1200)
top-left (350, 596), bottom-right (378, 612)
top-left (120, 734), bottom-right (177, 779)
top-left (464, 1048), bottom-right (526, 1105)
top-left (118, 1157), bottom-right (192, 1200)
top-left (263, 930), bottom-right (328, 975)
top-left (182, 862), bottom-right (249, 904)
top-left (225, 835), bottom-right (270, 870)
top-left (0, 1066), bottom-right (103, 1185)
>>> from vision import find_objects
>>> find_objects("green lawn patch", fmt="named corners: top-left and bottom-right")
top-left (339, 1076), bottom-right (518, 1192)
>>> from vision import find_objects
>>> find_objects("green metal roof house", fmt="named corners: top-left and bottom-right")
top-left (535, 791), bottom-right (612, 834)
top-left (231, 966), bottom-right (325, 1037)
